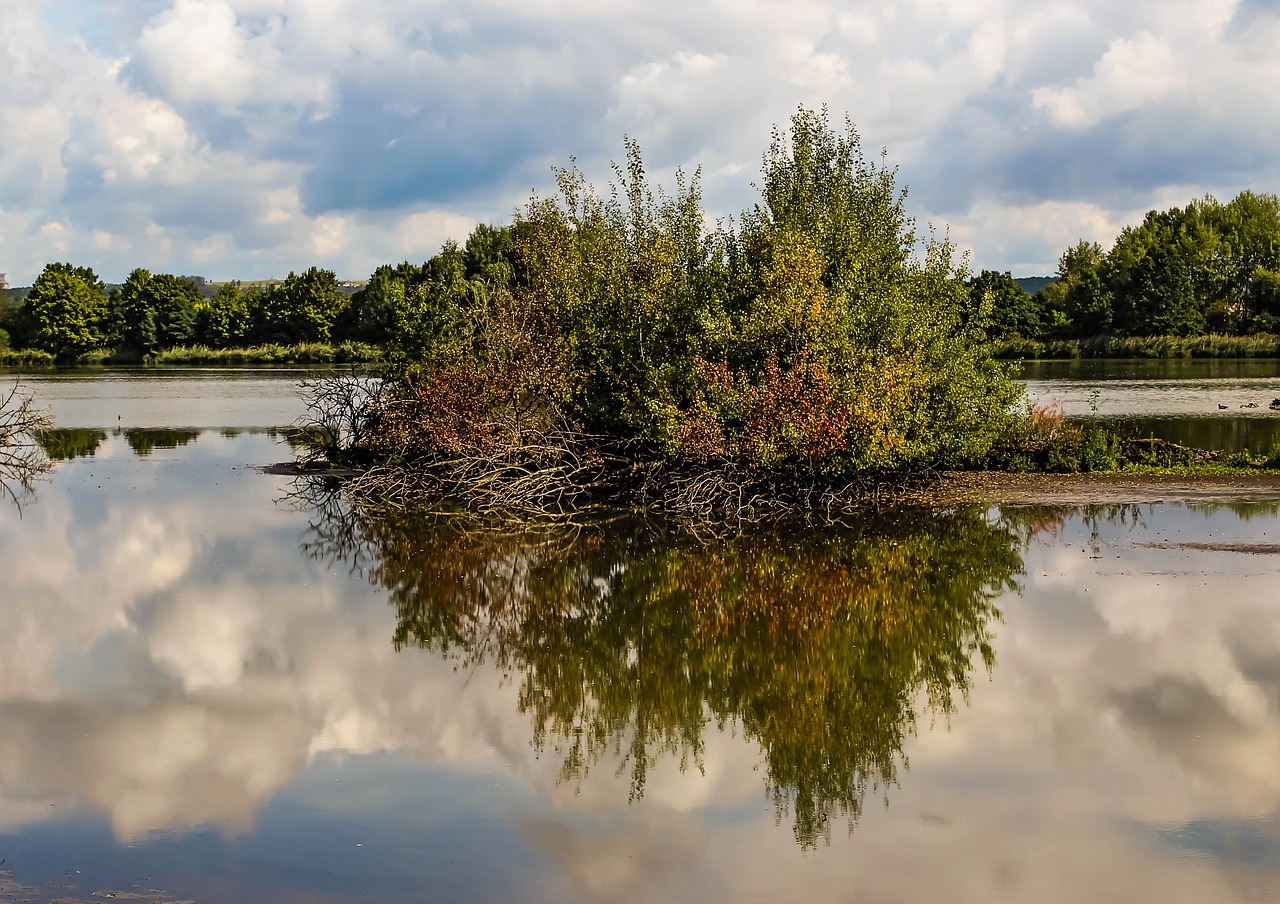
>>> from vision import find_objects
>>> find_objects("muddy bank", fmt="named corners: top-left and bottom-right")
top-left (916, 471), bottom-right (1280, 506)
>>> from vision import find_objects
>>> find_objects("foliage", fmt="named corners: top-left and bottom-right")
top-left (24, 263), bottom-right (107, 363)
top-left (148, 342), bottom-right (382, 365)
top-left (965, 270), bottom-right (1039, 339)
top-left (1004, 192), bottom-right (1280, 346)
top-left (993, 333), bottom-right (1280, 360)
top-left (342, 110), bottom-right (1019, 479)
top-left (194, 283), bottom-right (253, 348)
top-left (250, 267), bottom-right (348, 344)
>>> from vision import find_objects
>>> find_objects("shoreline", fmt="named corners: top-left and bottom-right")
top-left (914, 471), bottom-right (1280, 506)
top-left (271, 459), bottom-right (1280, 511)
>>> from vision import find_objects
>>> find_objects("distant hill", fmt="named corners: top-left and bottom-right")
top-left (1015, 276), bottom-right (1057, 295)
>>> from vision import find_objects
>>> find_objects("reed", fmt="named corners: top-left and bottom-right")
top-left (993, 333), bottom-right (1280, 360)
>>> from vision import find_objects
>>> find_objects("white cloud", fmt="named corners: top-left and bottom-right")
top-left (0, 0), bottom-right (1278, 282)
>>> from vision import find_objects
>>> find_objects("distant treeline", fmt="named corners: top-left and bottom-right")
top-left (0, 265), bottom-right (380, 363)
top-left (969, 191), bottom-right (1280, 349)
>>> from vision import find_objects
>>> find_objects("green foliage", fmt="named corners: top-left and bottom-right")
top-left (151, 274), bottom-right (199, 349)
top-left (194, 283), bottom-right (253, 348)
top-left (1008, 191), bottom-right (1280, 345)
top-left (1114, 243), bottom-right (1202, 337)
top-left (108, 269), bottom-right (159, 357)
top-left (250, 268), bottom-right (348, 344)
top-left (443, 109), bottom-right (1020, 472)
top-left (966, 270), bottom-right (1039, 339)
top-left (147, 342), bottom-right (382, 365)
top-left (25, 263), bottom-right (107, 363)
top-left (994, 333), bottom-right (1280, 360)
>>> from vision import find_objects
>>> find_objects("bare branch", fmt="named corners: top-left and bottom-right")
top-left (0, 380), bottom-right (53, 510)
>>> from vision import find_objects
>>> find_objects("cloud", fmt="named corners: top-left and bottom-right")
top-left (0, 0), bottom-right (1278, 285)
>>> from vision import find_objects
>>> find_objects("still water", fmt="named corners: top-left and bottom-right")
top-left (1021, 359), bottom-right (1280, 452)
top-left (2, 371), bottom-right (1280, 903)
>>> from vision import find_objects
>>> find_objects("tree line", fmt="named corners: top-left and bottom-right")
top-left (968, 191), bottom-right (1280, 341)
top-left (0, 265), bottom-right (362, 362)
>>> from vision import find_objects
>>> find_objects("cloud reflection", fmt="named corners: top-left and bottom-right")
top-left (2, 441), bottom-right (1280, 899)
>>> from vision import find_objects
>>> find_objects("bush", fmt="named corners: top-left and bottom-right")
top-left (357, 109), bottom-right (1019, 477)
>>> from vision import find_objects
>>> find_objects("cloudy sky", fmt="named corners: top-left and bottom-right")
top-left (1, 0), bottom-right (1278, 285)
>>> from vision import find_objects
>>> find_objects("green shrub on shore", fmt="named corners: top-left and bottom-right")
top-left (345, 110), bottom-right (1019, 484)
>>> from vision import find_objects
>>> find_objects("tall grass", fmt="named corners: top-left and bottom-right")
top-left (994, 333), bottom-right (1280, 360)
top-left (146, 342), bottom-right (384, 365)
top-left (0, 348), bottom-right (56, 366)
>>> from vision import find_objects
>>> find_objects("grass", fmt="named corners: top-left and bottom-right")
top-left (993, 333), bottom-right (1280, 360)
top-left (0, 348), bottom-right (56, 366)
top-left (144, 342), bottom-right (384, 365)
top-left (2, 342), bottom-right (385, 368)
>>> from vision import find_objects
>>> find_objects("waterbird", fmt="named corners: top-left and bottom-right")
top-left (1219, 404), bottom-right (1229, 409)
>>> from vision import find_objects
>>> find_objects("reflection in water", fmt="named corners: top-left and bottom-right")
top-left (36, 428), bottom-right (108, 461)
top-left (303, 493), bottom-right (1026, 846)
top-left (8, 419), bottom-right (1280, 901)
top-left (124, 428), bottom-right (202, 456)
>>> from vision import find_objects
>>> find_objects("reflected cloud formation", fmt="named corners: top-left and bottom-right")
top-left (2, 435), bottom-right (1280, 901)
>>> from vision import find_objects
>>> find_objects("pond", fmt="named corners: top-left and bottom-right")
top-left (1, 371), bottom-right (1280, 903)
top-left (1020, 358), bottom-right (1280, 452)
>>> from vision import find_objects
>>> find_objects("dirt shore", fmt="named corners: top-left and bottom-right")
top-left (914, 471), bottom-right (1280, 506)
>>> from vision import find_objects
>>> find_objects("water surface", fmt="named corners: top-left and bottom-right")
top-left (1019, 358), bottom-right (1280, 451)
top-left (1, 375), bottom-right (1280, 902)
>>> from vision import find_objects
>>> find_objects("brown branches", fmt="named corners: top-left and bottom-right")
top-left (296, 370), bottom-right (390, 464)
top-left (0, 381), bottom-right (53, 508)
top-left (294, 368), bottom-right (941, 527)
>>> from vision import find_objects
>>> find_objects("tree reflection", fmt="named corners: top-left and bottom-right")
top-left (38, 428), bottom-right (108, 460)
top-left (123, 428), bottom-right (201, 456)
top-left (303, 493), bottom-right (1026, 847)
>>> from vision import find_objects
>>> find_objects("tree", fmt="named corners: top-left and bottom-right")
top-left (108, 269), bottom-right (159, 358)
top-left (150, 274), bottom-right (200, 348)
top-left (25, 263), bottom-right (106, 363)
top-left (1115, 244), bottom-right (1202, 337)
top-left (965, 270), bottom-right (1040, 339)
top-left (194, 283), bottom-right (252, 348)
top-left (251, 268), bottom-right (347, 344)
top-left (702, 108), bottom-right (1017, 469)
top-left (1052, 240), bottom-right (1112, 337)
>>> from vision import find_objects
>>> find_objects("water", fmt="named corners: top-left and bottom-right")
top-left (1020, 358), bottom-right (1280, 451)
top-left (0, 367), bottom-right (317, 428)
top-left (2, 371), bottom-right (1280, 902)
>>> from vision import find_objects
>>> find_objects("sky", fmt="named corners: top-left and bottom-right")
top-left (1, 0), bottom-right (1279, 286)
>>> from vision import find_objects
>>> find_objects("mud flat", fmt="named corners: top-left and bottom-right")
top-left (919, 471), bottom-right (1280, 505)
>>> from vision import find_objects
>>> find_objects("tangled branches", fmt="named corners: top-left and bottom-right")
top-left (0, 381), bottom-right (52, 508)
top-left (294, 367), bottom-right (941, 527)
